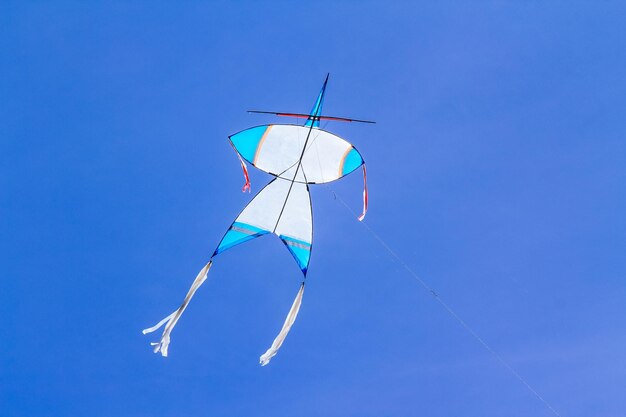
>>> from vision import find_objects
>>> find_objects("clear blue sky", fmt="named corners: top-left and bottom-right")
top-left (1, 2), bottom-right (625, 416)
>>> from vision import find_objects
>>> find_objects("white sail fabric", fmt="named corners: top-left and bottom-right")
top-left (229, 125), bottom-right (364, 184)
top-left (215, 177), bottom-right (313, 273)
top-left (236, 178), bottom-right (312, 245)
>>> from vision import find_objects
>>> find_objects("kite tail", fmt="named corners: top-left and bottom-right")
top-left (237, 153), bottom-right (251, 193)
top-left (358, 164), bottom-right (368, 221)
top-left (259, 282), bottom-right (305, 366)
top-left (142, 260), bottom-right (213, 357)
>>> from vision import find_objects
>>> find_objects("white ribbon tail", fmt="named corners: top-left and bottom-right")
top-left (259, 282), bottom-right (305, 366)
top-left (142, 260), bottom-right (212, 357)
top-left (357, 164), bottom-right (368, 221)
top-left (142, 311), bottom-right (176, 335)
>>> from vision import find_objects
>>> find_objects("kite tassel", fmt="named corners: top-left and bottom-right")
top-left (142, 260), bottom-right (213, 357)
top-left (237, 154), bottom-right (251, 193)
top-left (358, 164), bottom-right (368, 221)
top-left (259, 282), bottom-right (305, 366)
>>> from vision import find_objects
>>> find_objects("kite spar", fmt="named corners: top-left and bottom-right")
top-left (143, 75), bottom-right (373, 365)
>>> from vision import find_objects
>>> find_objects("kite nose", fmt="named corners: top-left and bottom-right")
top-left (305, 74), bottom-right (329, 128)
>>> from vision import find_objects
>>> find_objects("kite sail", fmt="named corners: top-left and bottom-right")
top-left (143, 74), bottom-right (373, 365)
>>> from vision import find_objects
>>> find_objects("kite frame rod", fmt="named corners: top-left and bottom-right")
top-left (248, 110), bottom-right (376, 124)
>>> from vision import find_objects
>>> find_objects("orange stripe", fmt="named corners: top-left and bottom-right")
top-left (338, 146), bottom-right (352, 177)
top-left (253, 125), bottom-right (272, 165)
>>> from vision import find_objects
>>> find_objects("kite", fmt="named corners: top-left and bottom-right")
top-left (143, 75), bottom-right (373, 365)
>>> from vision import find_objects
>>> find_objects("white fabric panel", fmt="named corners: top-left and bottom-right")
top-left (254, 125), bottom-right (303, 173)
top-left (299, 130), bottom-right (352, 183)
top-left (254, 125), bottom-right (353, 184)
top-left (236, 178), bottom-right (312, 244)
top-left (237, 179), bottom-right (289, 232)
top-left (273, 181), bottom-right (312, 243)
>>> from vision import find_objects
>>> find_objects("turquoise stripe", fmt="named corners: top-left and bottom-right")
top-left (280, 235), bottom-right (312, 248)
top-left (280, 235), bottom-right (312, 275)
top-left (341, 148), bottom-right (363, 176)
top-left (215, 222), bottom-right (269, 254)
top-left (229, 126), bottom-right (268, 162)
top-left (232, 222), bottom-right (266, 234)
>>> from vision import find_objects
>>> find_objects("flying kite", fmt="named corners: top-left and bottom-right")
top-left (143, 75), bottom-right (373, 365)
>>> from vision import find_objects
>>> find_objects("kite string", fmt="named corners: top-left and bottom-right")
top-left (325, 186), bottom-right (563, 417)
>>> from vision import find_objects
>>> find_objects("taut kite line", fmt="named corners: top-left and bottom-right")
top-left (143, 75), bottom-right (373, 365)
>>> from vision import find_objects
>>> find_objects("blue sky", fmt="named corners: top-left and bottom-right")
top-left (1, 2), bottom-right (625, 416)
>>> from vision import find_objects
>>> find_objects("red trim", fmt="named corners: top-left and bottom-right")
top-left (358, 165), bottom-right (368, 221)
top-left (275, 113), bottom-right (309, 119)
top-left (238, 154), bottom-right (251, 193)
